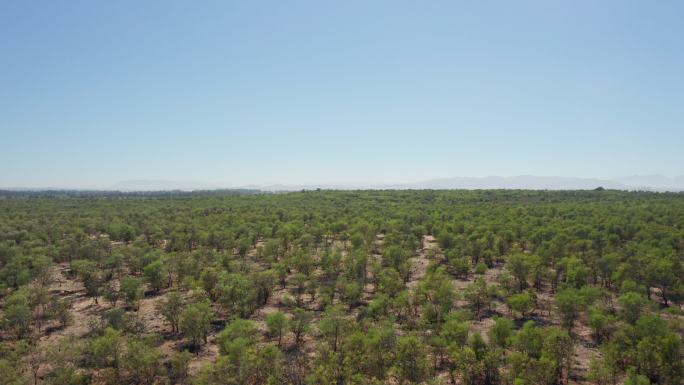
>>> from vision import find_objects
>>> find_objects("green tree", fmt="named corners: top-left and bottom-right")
top-left (464, 277), bottom-right (491, 320)
top-left (507, 253), bottom-right (531, 291)
top-left (489, 317), bottom-right (514, 349)
top-left (88, 327), bottom-right (123, 374)
top-left (290, 308), bottom-right (312, 346)
top-left (555, 288), bottom-right (585, 330)
top-left (341, 280), bottom-right (363, 309)
top-left (179, 301), bottom-right (213, 347)
top-left (392, 335), bottom-right (428, 384)
top-left (507, 292), bottom-right (534, 318)
top-left (156, 291), bottom-right (183, 333)
top-left (440, 314), bottom-right (470, 348)
top-left (265, 311), bottom-right (289, 347)
top-left (169, 351), bottom-right (192, 385)
top-left (123, 340), bottom-right (162, 385)
top-left (542, 328), bottom-right (573, 385)
top-left (119, 276), bottom-right (144, 310)
top-left (319, 305), bottom-right (350, 352)
top-left (217, 318), bottom-right (258, 360)
top-left (3, 290), bottom-right (32, 338)
top-left (71, 259), bottom-right (104, 304)
top-left (0, 359), bottom-right (23, 385)
top-left (143, 260), bottom-right (165, 292)
top-left (618, 292), bottom-right (649, 324)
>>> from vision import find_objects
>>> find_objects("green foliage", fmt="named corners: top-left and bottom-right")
top-left (179, 301), bottom-right (213, 346)
top-left (0, 359), bottom-right (24, 385)
top-left (119, 276), bottom-right (144, 309)
top-left (88, 327), bottom-right (122, 371)
top-left (123, 340), bottom-right (163, 385)
top-left (290, 308), bottom-right (312, 346)
top-left (392, 334), bottom-right (428, 384)
top-left (507, 253), bottom-right (531, 291)
top-left (169, 351), bottom-right (192, 384)
top-left (3, 290), bottom-right (32, 338)
top-left (489, 317), bottom-right (514, 349)
top-left (143, 260), bottom-right (165, 292)
top-left (2, 190), bottom-right (684, 385)
top-left (555, 287), bottom-right (587, 330)
top-left (507, 292), bottom-right (534, 318)
top-left (217, 318), bottom-right (258, 360)
top-left (71, 259), bottom-right (104, 301)
top-left (156, 291), bottom-right (183, 333)
top-left (463, 277), bottom-right (491, 319)
top-left (265, 311), bottom-right (289, 346)
top-left (475, 262), bottom-right (487, 275)
top-left (319, 305), bottom-right (350, 352)
top-left (618, 292), bottom-right (649, 324)
top-left (416, 266), bottom-right (455, 325)
top-left (440, 313), bottom-right (470, 348)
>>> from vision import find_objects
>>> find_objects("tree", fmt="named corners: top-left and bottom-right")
top-left (71, 259), bottom-right (104, 304)
top-left (587, 307), bottom-right (617, 343)
top-left (119, 276), bottom-right (144, 310)
top-left (624, 368), bottom-right (652, 385)
top-left (440, 314), bottom-right (470, 348)
top-left (169, 351), bottom-right (192, 385)
top-left (156, 291), bottom-right (183, 333)
top-left (645, 257), bottom-right (679, 306)
top-left (555, 288), bottom-right (585, 330)
top-left (340, 280), bottom-right (363, 309)
top-left (179, 301), bottom-right (213, 347)
top-left (618, 292), bottom-right (649, 324)
top-left (362, 323), bottom-right (396, 379)
top-left (489, 317), bottom-right (514, 349)
top-left (123, 340), bottom-right (162, 385)
top-left (200, 267), bottom-right (220, 300)
top-left (319, 305), bottom-right (350, 352)
top-left (0, 359), bottom-right (23, 385)
top-left (290, 272), bottom-right (308, 306)
top-left (199, 343), bottom-right (283, 385)
top-left (507, 253), bottom-right (531, 291)
top-left (393, 335), bottom-right (428, 384)
top-left (464, 277), bottom-right (491, 320)
top-left (416, 267), bottom-right (455, 325)
top-left (143, 260), bottom-right (165, 292)
top-left (89, 327), bottom-right (123, 374)
top-left (265, 311), bottom-right (289, 347)
top-left (452, 347), bottom-right (484, 385)
top-left (3, 290), bottom-right (32, 338)
top-left (217, 318), bottom-right (258, 360)
top-left (513, 321), bottom-right (544, 359)
top-left (377, 268), bottom-right (404, 297)
top-left (253, 270), bottom-right (276, 306)
top-left (507, 292), bottom-right (534, 318)
top-left (47, 297), bottom-right (72, 328)
top-left (290, 308), bottom-right (312, 346)
top-left (219, 273), bottom-right (259, 318)
top-left (542, 328), bottom-right (573, 385)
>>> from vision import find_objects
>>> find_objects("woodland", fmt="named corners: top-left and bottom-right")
top-left (0, 189), bottom-right (682, 385)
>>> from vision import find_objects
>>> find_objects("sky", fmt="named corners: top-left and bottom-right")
top-left (1, 0), bottom-right (683, 189)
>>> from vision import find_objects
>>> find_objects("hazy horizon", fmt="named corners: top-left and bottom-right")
top-left (2, 1), bottom-right (683, 187)
top-left (5, 174), bottom-right (684, 192)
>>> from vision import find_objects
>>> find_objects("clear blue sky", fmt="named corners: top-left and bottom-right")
top-left (1, 1), bottom-right (683, 188)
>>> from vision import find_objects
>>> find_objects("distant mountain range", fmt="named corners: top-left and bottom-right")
top-left (239, 175), bottom-right (684, 192)
top-left (5, 175), bottom-right (684, 192)
top-left (613, 175), bottom-right (684, 190)
top-left (111, 180), bottom-right (219, 191)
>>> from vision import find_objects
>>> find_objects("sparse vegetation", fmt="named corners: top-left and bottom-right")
top-left (1, 189), bottom-right (683, 384)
